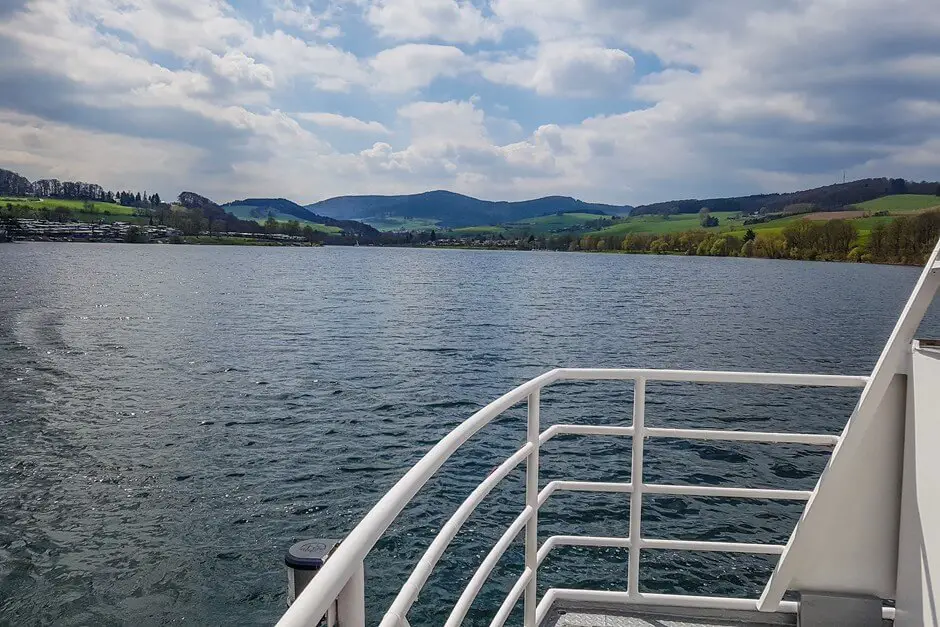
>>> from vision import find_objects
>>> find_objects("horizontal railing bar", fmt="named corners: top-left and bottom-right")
top-left (537, 535), bottom-right (632, 568)
top-left (540, 481), bottom-right (808, 504)
top-left (538, 480), bottom-right (633, 507)
top-left (488, 567), bottom-right (533, 627)
top-left (644, 484), bottom-right (812, 500)
top-left (644, 427), bottom-right (839, 446)
top-left (553, 368), bottom-right (868, 387)
top-left (540, 424), bottom-right (634, 445)
top-left (444, 506), bottom-right (534, 627)
top-left (640, 539), bottom-right (786, 554)
top-left (380, 443), bottom-right (534, 627)
top-left (542, 425), bottom-right (838, 446)
top-left (535, 535), bottom-right (783, 571)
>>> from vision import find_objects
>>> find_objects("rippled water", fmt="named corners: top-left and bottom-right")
top-left (1, 243), bottom-right (937, 626)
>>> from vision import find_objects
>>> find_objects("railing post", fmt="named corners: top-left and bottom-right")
top-left (336, 562), bottom-right (366, 627)
top-left (524, 390), bottom-right (540, 626)
top-left (628, 378), bottom-right (645, 598)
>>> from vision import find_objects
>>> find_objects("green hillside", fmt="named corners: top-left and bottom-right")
top-left (588, 195), bottom-right (940, 241)
top-left (450, 225), bottom-right (505, 235)
top-left (224, 204), bottom-right (341, 233)
top-left (509, 212), bottom-right (613, 230)
top-left (306, 190), bottom-right (630, 227)
top-left (591, 211), bottom-right (740, 236)
top-left (852, 194), bottom-right (940, 213)
top-left (364, 216), bottom-right (441, 231)
top-left (438, 194), bottom-right (940, 242)
top-left (445, 212), bottom-right (613, 236)
top-left (1, 196), bottom-right (136, 215)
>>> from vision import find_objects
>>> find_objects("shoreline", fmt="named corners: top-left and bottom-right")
top-left (1, 237), bottom-right (925, 266)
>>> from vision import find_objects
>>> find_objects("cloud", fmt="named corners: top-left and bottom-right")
top-left (84, 0), bottom-right (252, 59)
top-left (194, 50), bottom-right (277, 90)
top-left (366, 0), bottom-right (501, 44)
top-left (356, 99), bottom-right (559, 191)
top-left (481, 41), bottom-right (635, 97)
top-left (0, 110), bottom-right (204, 194)
top-left (0, 0), bottom-right (939, 207)
top-left (397, 99), bottom-right (491, 150)
top-left (0, 0), bottom-right (28, 18)
top-left (0, 0), bottom-right (335, 191)
top-left (77, 0), bottom-right (365, 92)
top-left (296, 112), bottom-right (390, 134)
top-left (369, 43), bottom-right (470, 92)
top-left (271, 0), bottom-right (341, 37)
top-left (475, 0), bottom-right (940, 201)
top-left (246, 29), bottom-right (369, 92)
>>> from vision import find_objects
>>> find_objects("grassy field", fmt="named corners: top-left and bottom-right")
top-left (224, 204), bottom-right (342, 233)
top-left (1, 196), bottom-right (136, 214)
top-left (852, 194), bottom-right (940, 213)
top-left (508, 212), bottom-right (614, 230)
top-left (720, 213), bottom-right (901, 243)
top-left (363, 216), bottom-right (441, 231)
top-left (591, 211), bottom-right (741, 236)
top-left (590, 195), bottom-right (940, 243)
top-left (449, 225), bottom-right (506, 235)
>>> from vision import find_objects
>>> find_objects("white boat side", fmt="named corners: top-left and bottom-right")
top-left (277, 238), bottom-right (940, 627)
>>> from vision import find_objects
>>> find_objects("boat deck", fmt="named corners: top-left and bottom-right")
top-left (542, 602), bottom-right (895, 627)
top-left (541, 603), bottom-right (797, 627)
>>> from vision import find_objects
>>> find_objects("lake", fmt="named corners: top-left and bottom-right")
top-left (1, 243), bottom-right (936, 626)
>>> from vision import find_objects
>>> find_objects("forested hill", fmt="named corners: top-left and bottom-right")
top-left (305, 190), bottom-right (632, 227)
top-left (631, 178), bottom-right (940, 216)
top-left (221, 197), bottom-right (379, 237)
top-left (0, 167), bottom-right (378, 238)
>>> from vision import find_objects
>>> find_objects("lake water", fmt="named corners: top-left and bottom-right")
top-left (1, 243), bottom-right (936, 626)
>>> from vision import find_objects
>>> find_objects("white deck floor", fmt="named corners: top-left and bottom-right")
top-left (542, 603), bottom-right (895, 627)
top-left (541, 603), bottom-right (798, 627)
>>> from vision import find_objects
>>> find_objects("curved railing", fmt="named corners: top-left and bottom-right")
top-left (276, 368), bottom-right (868, 627)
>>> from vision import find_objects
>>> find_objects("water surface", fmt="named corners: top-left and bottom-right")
top-left (0, 244), bottom-right (934, 625)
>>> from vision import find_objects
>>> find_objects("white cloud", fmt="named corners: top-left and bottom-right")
top-left (366, 0), bottom-right (501, 44)
top-left (398, 100), bottom-right (487, 144)
top-left (246, 30), bottom-right (369, 92)
top-left (481, 41), bottom-right (635, 97)
top-left (296, 112), bottom-right (390, 134)
top-left (195, 50), bottom-right (277, 90)
top-left (369, 43), bottom-right (470, 92)
top-left (84, 0), bottom-right (252, 59)
top-left (271, 0), bottom-right (341, 37)
top-left (354, 99), bottom-right (560, 192)
top-left (71, 0), bottom-right (366, 92)
top-left (0, 111), bottom-right (203, 194)
top-left (2, 0), bottom-right (940, 207)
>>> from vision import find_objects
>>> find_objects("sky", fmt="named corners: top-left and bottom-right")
top-left (0, 0), bottom-right (939, 206)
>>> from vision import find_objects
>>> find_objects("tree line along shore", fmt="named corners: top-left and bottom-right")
top-left (1, 167), bottom-right (938, 265)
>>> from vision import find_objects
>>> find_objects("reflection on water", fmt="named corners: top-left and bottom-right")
top-left (0, 243), bottom-right (935, 625)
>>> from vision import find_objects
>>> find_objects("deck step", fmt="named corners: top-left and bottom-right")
top-left (542, 603), bottom-right (796, 627)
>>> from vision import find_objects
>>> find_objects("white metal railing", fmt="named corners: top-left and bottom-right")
top-left (276, 368), bottom-right (868, 627)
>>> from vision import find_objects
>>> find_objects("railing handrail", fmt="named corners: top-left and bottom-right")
top-left (276, 368), bottom-right (868, 627)
top-left (275, 369), bottom-right (554, 627)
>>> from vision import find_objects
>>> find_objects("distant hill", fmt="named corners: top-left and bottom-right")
top-left (177, 191), bottom-right (263, 233)
top-left (221, 197), bottom-right (379, 237)
top-left (305, 190), bottom-right (633, 228)
top-left (630, 178), bottom-right (940, 216)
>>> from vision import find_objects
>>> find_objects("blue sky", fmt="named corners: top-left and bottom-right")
top-left (0, 0), bottom-right (939, 206)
